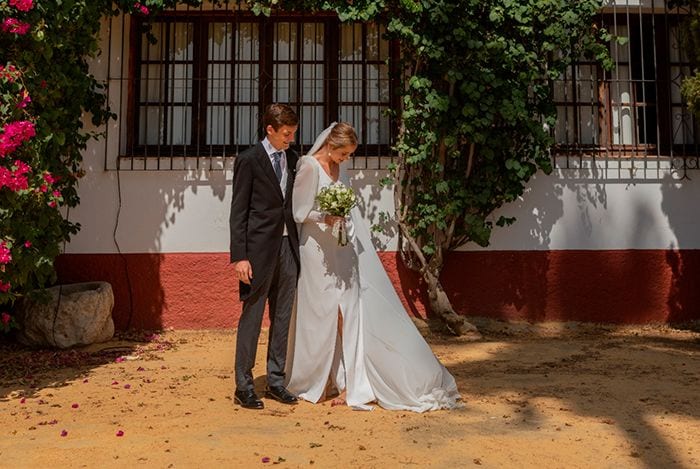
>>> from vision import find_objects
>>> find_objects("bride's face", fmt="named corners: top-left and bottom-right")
top-left (329, 144), bottom-right (357, 164)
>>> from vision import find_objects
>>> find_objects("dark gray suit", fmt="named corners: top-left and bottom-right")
top-left (229, 142), bottom-right (300, 392)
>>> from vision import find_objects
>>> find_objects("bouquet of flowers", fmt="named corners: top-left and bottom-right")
top-left (316, 182), bottom-right (357, 246)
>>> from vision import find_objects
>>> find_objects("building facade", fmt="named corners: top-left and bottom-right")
top-left (57, 0), bottom-right (700, 330)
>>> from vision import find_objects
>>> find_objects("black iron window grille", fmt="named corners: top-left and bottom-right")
top-left (553, 4), bottom-right (699, 177)
top-left (122, 9), bottom-right (396, 170)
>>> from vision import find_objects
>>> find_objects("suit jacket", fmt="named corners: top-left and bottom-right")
top-left (229, 142), bottom-right (300, 300)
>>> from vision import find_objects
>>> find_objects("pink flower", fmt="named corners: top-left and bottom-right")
top-left (23, 241), bottom-right (31, 248)
top-left (0, 165), bottom-right (30, 191)
top-left (134, 3), bottom-right (149, 15)
top-left (0, 281), bottom-right (10, 293)
top-left (52, 190), bottom-right (62, 198)
top-left (14, 160), bottom-right (31, 175)
top-left (1, 18), bottom-right (31, 35)
top-left (0, 120), bottom-right (35, 158)
top-left (1, 312), bottom-right (11, 325)
top-left (0, 242), bottom-right (11, 264)
top-left (9, 0), bottom-right (34, 12)
top-left (43, 172), bottom-right (56, 184)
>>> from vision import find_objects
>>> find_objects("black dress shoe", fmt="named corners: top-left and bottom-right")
top-left (265, 385), bottom-right (298, 404)
top-left (234, 389), bottom-right (264, 409)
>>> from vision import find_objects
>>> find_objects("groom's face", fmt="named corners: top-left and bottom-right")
top-left (267, 124), bottom-right (298, 151)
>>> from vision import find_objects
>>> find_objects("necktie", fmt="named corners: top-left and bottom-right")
top-left (272, 151), bottom-right (283, 183)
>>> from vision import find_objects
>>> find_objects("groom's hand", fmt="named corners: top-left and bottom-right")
top-left (234, 260), bottom-right (253, 285)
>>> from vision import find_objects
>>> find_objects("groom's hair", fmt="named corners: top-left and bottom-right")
top-left (262, 104), bottom-right (299, 131)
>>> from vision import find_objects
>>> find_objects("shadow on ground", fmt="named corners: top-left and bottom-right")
top-left (0, 331), bottom-right (171, 402)
top-left (432, 319), bottom-right (700, 469)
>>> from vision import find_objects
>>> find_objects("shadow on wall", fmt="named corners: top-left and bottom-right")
top-left (441, 170), bottom-right (566, 322)
top-left (441, 164), bottom-right (689, 323)
top-left (349, 169), bottom-right (398, 251)
top-left (55, 156), bottom-right (700, 329)
top-left (660, 172), bottom-right (700, 324)
top-left (57, 167), bottom-right (238, 330)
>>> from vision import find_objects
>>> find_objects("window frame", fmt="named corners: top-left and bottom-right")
top-left (553, 12), bottom-right (699, 159)
top-left (126, 11), bottom-right (398, 158)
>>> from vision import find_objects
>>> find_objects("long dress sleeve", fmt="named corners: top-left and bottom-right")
top-left (293, 156), bottom-right (325, 224)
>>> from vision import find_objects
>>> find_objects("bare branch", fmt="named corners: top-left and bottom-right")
top-left (466, 142), bottom-right (475, 179)
top-left (398, 222), bottom-right (428, 271)
top-left (445, 217), bottom-right (456, 250)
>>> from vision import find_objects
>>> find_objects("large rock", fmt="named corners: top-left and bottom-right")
top-left (16, 281), bottom-right (115, 349)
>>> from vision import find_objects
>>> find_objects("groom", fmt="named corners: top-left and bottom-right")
top-left (229, 104), bottom-right (300, 409)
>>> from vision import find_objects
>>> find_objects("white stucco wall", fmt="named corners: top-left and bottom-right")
top-left (66, 138), bottom-right (700, 255)
top-left (66, 141), bottom-right (400, 253)
top-left (483, 164), bottom-right (699, 251)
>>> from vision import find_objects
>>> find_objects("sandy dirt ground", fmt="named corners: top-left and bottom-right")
top-left (1, 319), bottom-right (699, 469)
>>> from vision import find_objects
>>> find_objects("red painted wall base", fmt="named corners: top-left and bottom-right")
top-left (55, 250), bottom-right (700, 330)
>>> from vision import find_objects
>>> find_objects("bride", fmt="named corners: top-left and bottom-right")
top-left (285, 122), bottom-right (462, 412)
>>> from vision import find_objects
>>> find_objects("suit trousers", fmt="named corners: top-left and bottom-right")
top-left (235, 236), bottom-right (297, 391)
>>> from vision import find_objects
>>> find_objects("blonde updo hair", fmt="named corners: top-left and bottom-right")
top-left (324, 122), bottom-right (358, 150)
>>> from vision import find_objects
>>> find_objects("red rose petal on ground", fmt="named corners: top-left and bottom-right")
top-left (116, 430), bottom-right (124, 437)
top-left (261, 457), bottom-right (271, 463)
top-left (60, 430), bottom-right (68, 437)
top-left (71, 403), bottom-right (79, 409)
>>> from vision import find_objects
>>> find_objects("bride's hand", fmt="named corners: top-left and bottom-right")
top-left (324, 214), bottom-right (345, 227)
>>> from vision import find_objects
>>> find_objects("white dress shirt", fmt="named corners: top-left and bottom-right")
top-left (262, 137), bottom-right (289, 235)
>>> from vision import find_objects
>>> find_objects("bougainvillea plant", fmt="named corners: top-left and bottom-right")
top-left (0, 0), bottom-right (207, 333)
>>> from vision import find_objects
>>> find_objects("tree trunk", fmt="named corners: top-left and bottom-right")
top-left (422, 267), bottom-right (481, 338)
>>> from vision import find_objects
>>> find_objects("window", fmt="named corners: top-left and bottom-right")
top-left (553, 8), bottom-right (699, 163)
top-left (126, 11), bottom-right (396, 160)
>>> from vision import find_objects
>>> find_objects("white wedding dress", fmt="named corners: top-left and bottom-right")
top-left (285, 127), bottom-right (462, 413)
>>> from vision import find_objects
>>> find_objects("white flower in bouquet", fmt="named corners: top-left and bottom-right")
top-left (316, 182), bottom-right (357, 246)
